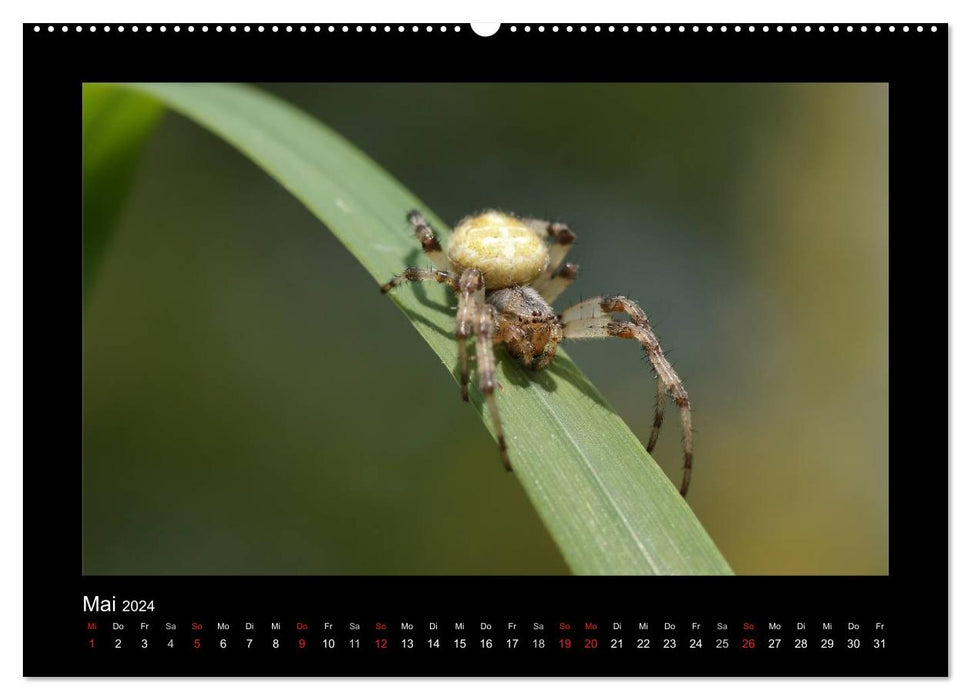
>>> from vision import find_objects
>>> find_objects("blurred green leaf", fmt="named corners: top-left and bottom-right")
top-left (124, 83), bottom-right (732, 575)
top-left (83, 84), bottom-right (164, 303)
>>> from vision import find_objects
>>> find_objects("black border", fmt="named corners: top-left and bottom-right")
top-left (24, 22), bottom-right (947, 677)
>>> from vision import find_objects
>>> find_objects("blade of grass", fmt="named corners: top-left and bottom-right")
top-left (123, 83), bottom-right (732, 575)
top-left (83, 84), bottom-right (164, 304)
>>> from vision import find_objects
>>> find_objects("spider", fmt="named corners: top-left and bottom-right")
top-left (381, 209), bottom-right (694, 497)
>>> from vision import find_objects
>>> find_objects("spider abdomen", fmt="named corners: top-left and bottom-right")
top-left (447, 211), bottom-right (549, 290)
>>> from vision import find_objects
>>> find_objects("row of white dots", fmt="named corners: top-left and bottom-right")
top-left (34, 25), bottom-right (463, 33)
top-left (33, 24), bottom-right (939, 34)
top-left (508, 24), bottom-right (937, 33)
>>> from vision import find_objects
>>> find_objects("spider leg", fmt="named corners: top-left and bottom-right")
top-left (536, 262), bottom-right (579, 304)
top-left (379, 267), bottom-right (458, 294)
top-left (647, 375), bottom-right (665, 453)
top-left (525, 218), bottom-right (577, 274)
top-left (407, 209), bottom-right (450, 269)
top-left (473, 302), bottom-right (512, 471)
top-left (525, 218), bottom-right (580, 303)
top-left (455, 269), bottom-right (486, 402)
top-left (560, 295), bottom-right (693, 496)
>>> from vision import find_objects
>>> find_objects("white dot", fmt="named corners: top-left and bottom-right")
top-left (342, 26), bottom-right (348, 32)
top-left (371, 26), bottom-right (377, 33)
top-left (173, 26), bottom-right (179, 33)
top-left (707, 26), bottom-right (713, 32)
top-left (286, 26), bottom-right (293, 32)
top-left (454, 26), bottom-right (461, 32)
top-left (763, 25), bottom-right (769, 32)
top-left (47, 25), bottom-right (53, 32)
top-left (678, 25), bottom-right (684, 32)
top-left (118, 26), bottom-right (124, 33)
top-left (791, 26), bottom-right (797, 32)
top-left (665, 26), bottom-right (671, 32)
top-left (76, 25), bottom-right (81, 32)
top-left (328, 26), bottom-right (334, 32)
top-left (918, 26), bottom-right (924, 32)
top-left (875, 26), bottom-right (881, 32)
top-left (510, 26), bottom-right (517, 32)
top-left (608, 26), bottom-right (614, 32)
top-left (735, 26), bottom-right (741, 32)
top-left (847, 26), bottom-right (853, 32)
top-left (651, 26), bottom-right (657, 33)
top-left (412, 25), bottom-right (419, 32)
top-left (861, 26), bottom-right (867, 32)
top-left (621, 26), bottom-right (628, 33)
top-left (834, 26), bottom-right (840, 32)
top-left (749, 25), bottom-right (755, 32)
top-left (160, 26), bottom-right (167, 32)
top-left (693, 26), bottom-right (699, 32)
top-left (525, 26), bottom-right (531, 32)
top-left (539, 25), bottom-right (546, 32)
top-left (244, 26), bottom-right (250, 32)
top-left (33, 26), bottom-right (39, 32)
top-left (201, 26), bottom-right (208, 33)
top-left (594, 26), bottom-right (600, 32)
top-left (777, 26), bottom-right (783, 32)
top-left (258, 26), bottom-right (264, 32)
top-left (356, 26), bottom-right (362, 32)
top-left (804, 26), bottom-right (811, 32)
top-left (440, 26), bottom-right (447, 32)
top-left (580, 26), bottom-right (586, 32)
top-left (904, 26), bottom-right (910, 32)
top-left (932, 26), bottom-right (938, 32)
top-left (132, 26), bottom-right (138, 32)
top-left (889, 26), bottom-right (896, 32)
top-left (636, 26), bottom-right (642, 32)
top-left (397, 26), bottom-right (404, 32)
top-left (61, 26), bottom-right (67, 32)
top-left (721, 26), bottom-right (727, 33)
top-left (315, 26), bottom-right (321, 32)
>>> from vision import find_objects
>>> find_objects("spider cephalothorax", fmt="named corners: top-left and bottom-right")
top-left (381, 209), bottom-right (694, 496)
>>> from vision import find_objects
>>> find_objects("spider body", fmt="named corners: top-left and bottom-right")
top-left (447, 211), bottom-right (549, 289)
top-left (381, 209), bottom-right (694, 496)
top-left (488, 286), bottom-right (562, 370)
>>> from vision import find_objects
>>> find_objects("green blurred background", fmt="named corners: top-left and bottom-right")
top-left (83, 83), bottom-right (888, 575)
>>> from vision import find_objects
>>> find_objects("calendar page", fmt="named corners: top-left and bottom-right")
top-left (23, 20), bottom-right (946, 677)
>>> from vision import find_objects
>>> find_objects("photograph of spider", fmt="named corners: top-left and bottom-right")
top-left (382, 209), bottom-right (693, 496)
top-left (83, 82), bottom-right (888, 576)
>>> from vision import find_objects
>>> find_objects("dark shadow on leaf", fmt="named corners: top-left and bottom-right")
top-left (400, 305), bottom-right (453, 341)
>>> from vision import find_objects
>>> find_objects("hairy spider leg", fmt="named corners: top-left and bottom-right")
top-left (560, 295), bottom-right (693, 496)
top-left (536, 262), bottom-right (579, 303)
top-left (407, 209), bottom-right (450, 270)
top-left (455, 269), bottom-right (486, 402)
top-left (525, 219), bottom-right (580, 303)
top-left (473, 300), bottom-right (512, 472)
top-left (648, 376), bottom-right (666, 454)
top-left (379, 267), bottom-right (458, 294)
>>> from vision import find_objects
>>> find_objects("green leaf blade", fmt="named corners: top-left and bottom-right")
top-left (124, 82), bottom-right (732, 575)
top-left (83, 84), bottom-right (165, 303)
